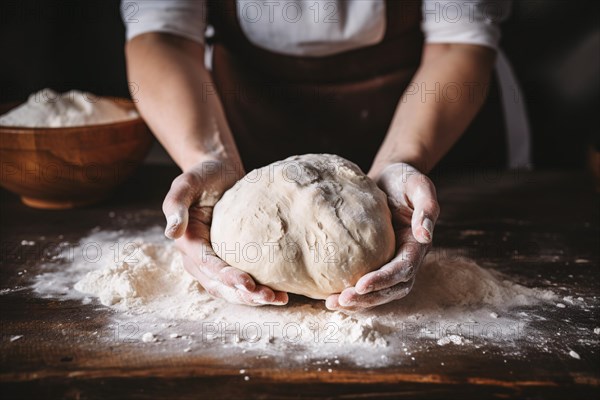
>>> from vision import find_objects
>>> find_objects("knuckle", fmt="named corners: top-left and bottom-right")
top-left (422, 176), bottom-right (437, 193)
top-left (425, 176), bottom-right (436, 189)
top-left (161, 196), bottom-right (177, 214)
top-left (399, 262), bottom-right (415, 280)
top-left (404, 242), bottom-right (421, 256)
top-left (424, 199), bottom-right (440, 216)
top-left (219, 266), bottom-right (237, 279)
top-left (165, 176), bottom-right (198, 204)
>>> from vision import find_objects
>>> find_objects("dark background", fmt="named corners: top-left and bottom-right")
top-left (0, 0), bottom-right (598, 168)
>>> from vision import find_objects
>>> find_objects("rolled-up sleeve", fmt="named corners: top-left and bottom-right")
top-left (421, 0), bottom-right (511, 50)
top-left (120, 0), bottom-right (206, 43)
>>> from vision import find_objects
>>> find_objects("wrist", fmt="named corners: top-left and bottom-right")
top-left (179, 149), bottom-right (243, 176)
top-left (368, 162), bottom-right (421, 185)
top-left (369, 159), bottom-right (427, 183)
top-left (370, 141), bottom-right (431, 179)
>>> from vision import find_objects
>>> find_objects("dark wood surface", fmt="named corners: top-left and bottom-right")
top-left (1, 166), bottom-right (599, 399)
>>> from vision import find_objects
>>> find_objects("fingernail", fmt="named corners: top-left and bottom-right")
top-left (422, 217), bottom-right (433, 240)
top-left (165, 213), bottom-right (181, 238)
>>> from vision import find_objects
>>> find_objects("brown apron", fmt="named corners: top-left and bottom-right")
top-left (207, 0), bottom-right (506, 173)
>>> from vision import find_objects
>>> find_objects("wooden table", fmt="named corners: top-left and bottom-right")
top-left (1, 166), bottom-right (598, 399)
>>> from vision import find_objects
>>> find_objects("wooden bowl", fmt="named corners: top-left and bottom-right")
top-left (0, 98), bottom-right (153, 209)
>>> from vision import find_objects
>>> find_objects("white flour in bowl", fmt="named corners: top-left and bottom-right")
top-left (0, 88), bottom-right (138, 127)
top-left (28, 226), bottom-right (570, 366)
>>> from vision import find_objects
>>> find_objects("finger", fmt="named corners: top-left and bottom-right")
top-left (180, 238), bottom-right (257, 293)
top-left (271, 290), bottom-right (289, 304)
top-left (325, 294), bottom-right (362, 313)
top-left (355, 229), bottom-right (427, 294)
top-left (406, 175), bottom-right (440, 244)
top-left (182, 255), bottom-right (287, 306)
top-left (171, 206), bottom-right (256, 294)
top-left (182, 255), bottom-right (246, 303)
top-left (162, 173), bottom-right (203, 239)
top-left (205, 276), bottom-right (288, 306)
top-left (228, 274), bottom-right (288, 305)
top-left (176, 209), bottom-right (260, 293)
top-left (181, 240), bottom-right (285, 303)
top-left (325, 294), bottom-right (343, 311)
top-left (243, 284), bottom-right (289, 305)
top-left (334, 280), bottom-right (414, 310)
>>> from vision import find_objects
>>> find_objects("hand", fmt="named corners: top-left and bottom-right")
top-left (326, 163), bottom-right (439, 311)
top-left (163, 159), bottom-right (289, 306)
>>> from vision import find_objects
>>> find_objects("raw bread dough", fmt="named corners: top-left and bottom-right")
top-left (210, 154), bottom-right (395, 299)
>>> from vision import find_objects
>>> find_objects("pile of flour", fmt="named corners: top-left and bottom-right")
top-left (0, 88), bottom-right (138, 127)
top-left (31, 226), bottom-right (559, 364)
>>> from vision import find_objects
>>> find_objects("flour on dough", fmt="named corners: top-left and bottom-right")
top-left (210, 154), bottom-right (395, 299)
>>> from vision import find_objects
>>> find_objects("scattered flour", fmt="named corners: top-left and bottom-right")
top-left (32, 227), bottom-right (561, 364)
top-left (569, 350), bottom-right (581, 360)
top-left (0, 88), bottom-right (138, 127)
top-left (141, 332), bottom-right (156, 343)
top-left (437, 334), bottom-right (469, 346)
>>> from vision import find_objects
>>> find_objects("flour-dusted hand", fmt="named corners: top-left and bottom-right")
top-left (326, 163), bottom-right (439, 311)
top-left (162, 159), bottom-right (289, 306)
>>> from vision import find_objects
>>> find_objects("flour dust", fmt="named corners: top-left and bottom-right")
top-left (27, 226), bottom-right (598, 367)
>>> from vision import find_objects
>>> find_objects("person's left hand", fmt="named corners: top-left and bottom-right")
top-left (326, 163), bottom-right (440, 311)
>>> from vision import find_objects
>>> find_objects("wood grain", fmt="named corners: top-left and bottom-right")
top-left (0, 166), bottom-right (598, 399)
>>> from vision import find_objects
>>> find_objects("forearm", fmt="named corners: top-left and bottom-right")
top-left (370, 43), bottom-right (496, 176)
top-left (125, 33), bottom-right (241, 172)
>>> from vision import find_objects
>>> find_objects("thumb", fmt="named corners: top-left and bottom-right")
top-left (162, 173), bottom-right (202, 239)
top-left (407, 176), bottom-right (440, 244)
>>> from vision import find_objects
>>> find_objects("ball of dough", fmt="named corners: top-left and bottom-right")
top-left (210, 154), bottom-right (395, 299)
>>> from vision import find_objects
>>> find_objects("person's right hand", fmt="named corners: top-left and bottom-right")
top-left (162, 159), bottom-right (289, 306)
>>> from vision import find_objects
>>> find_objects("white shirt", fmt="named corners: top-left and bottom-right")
top-left (121, 0), bottom-right (531, 168)
top-left (121, 0), bottom-right (511, 56)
